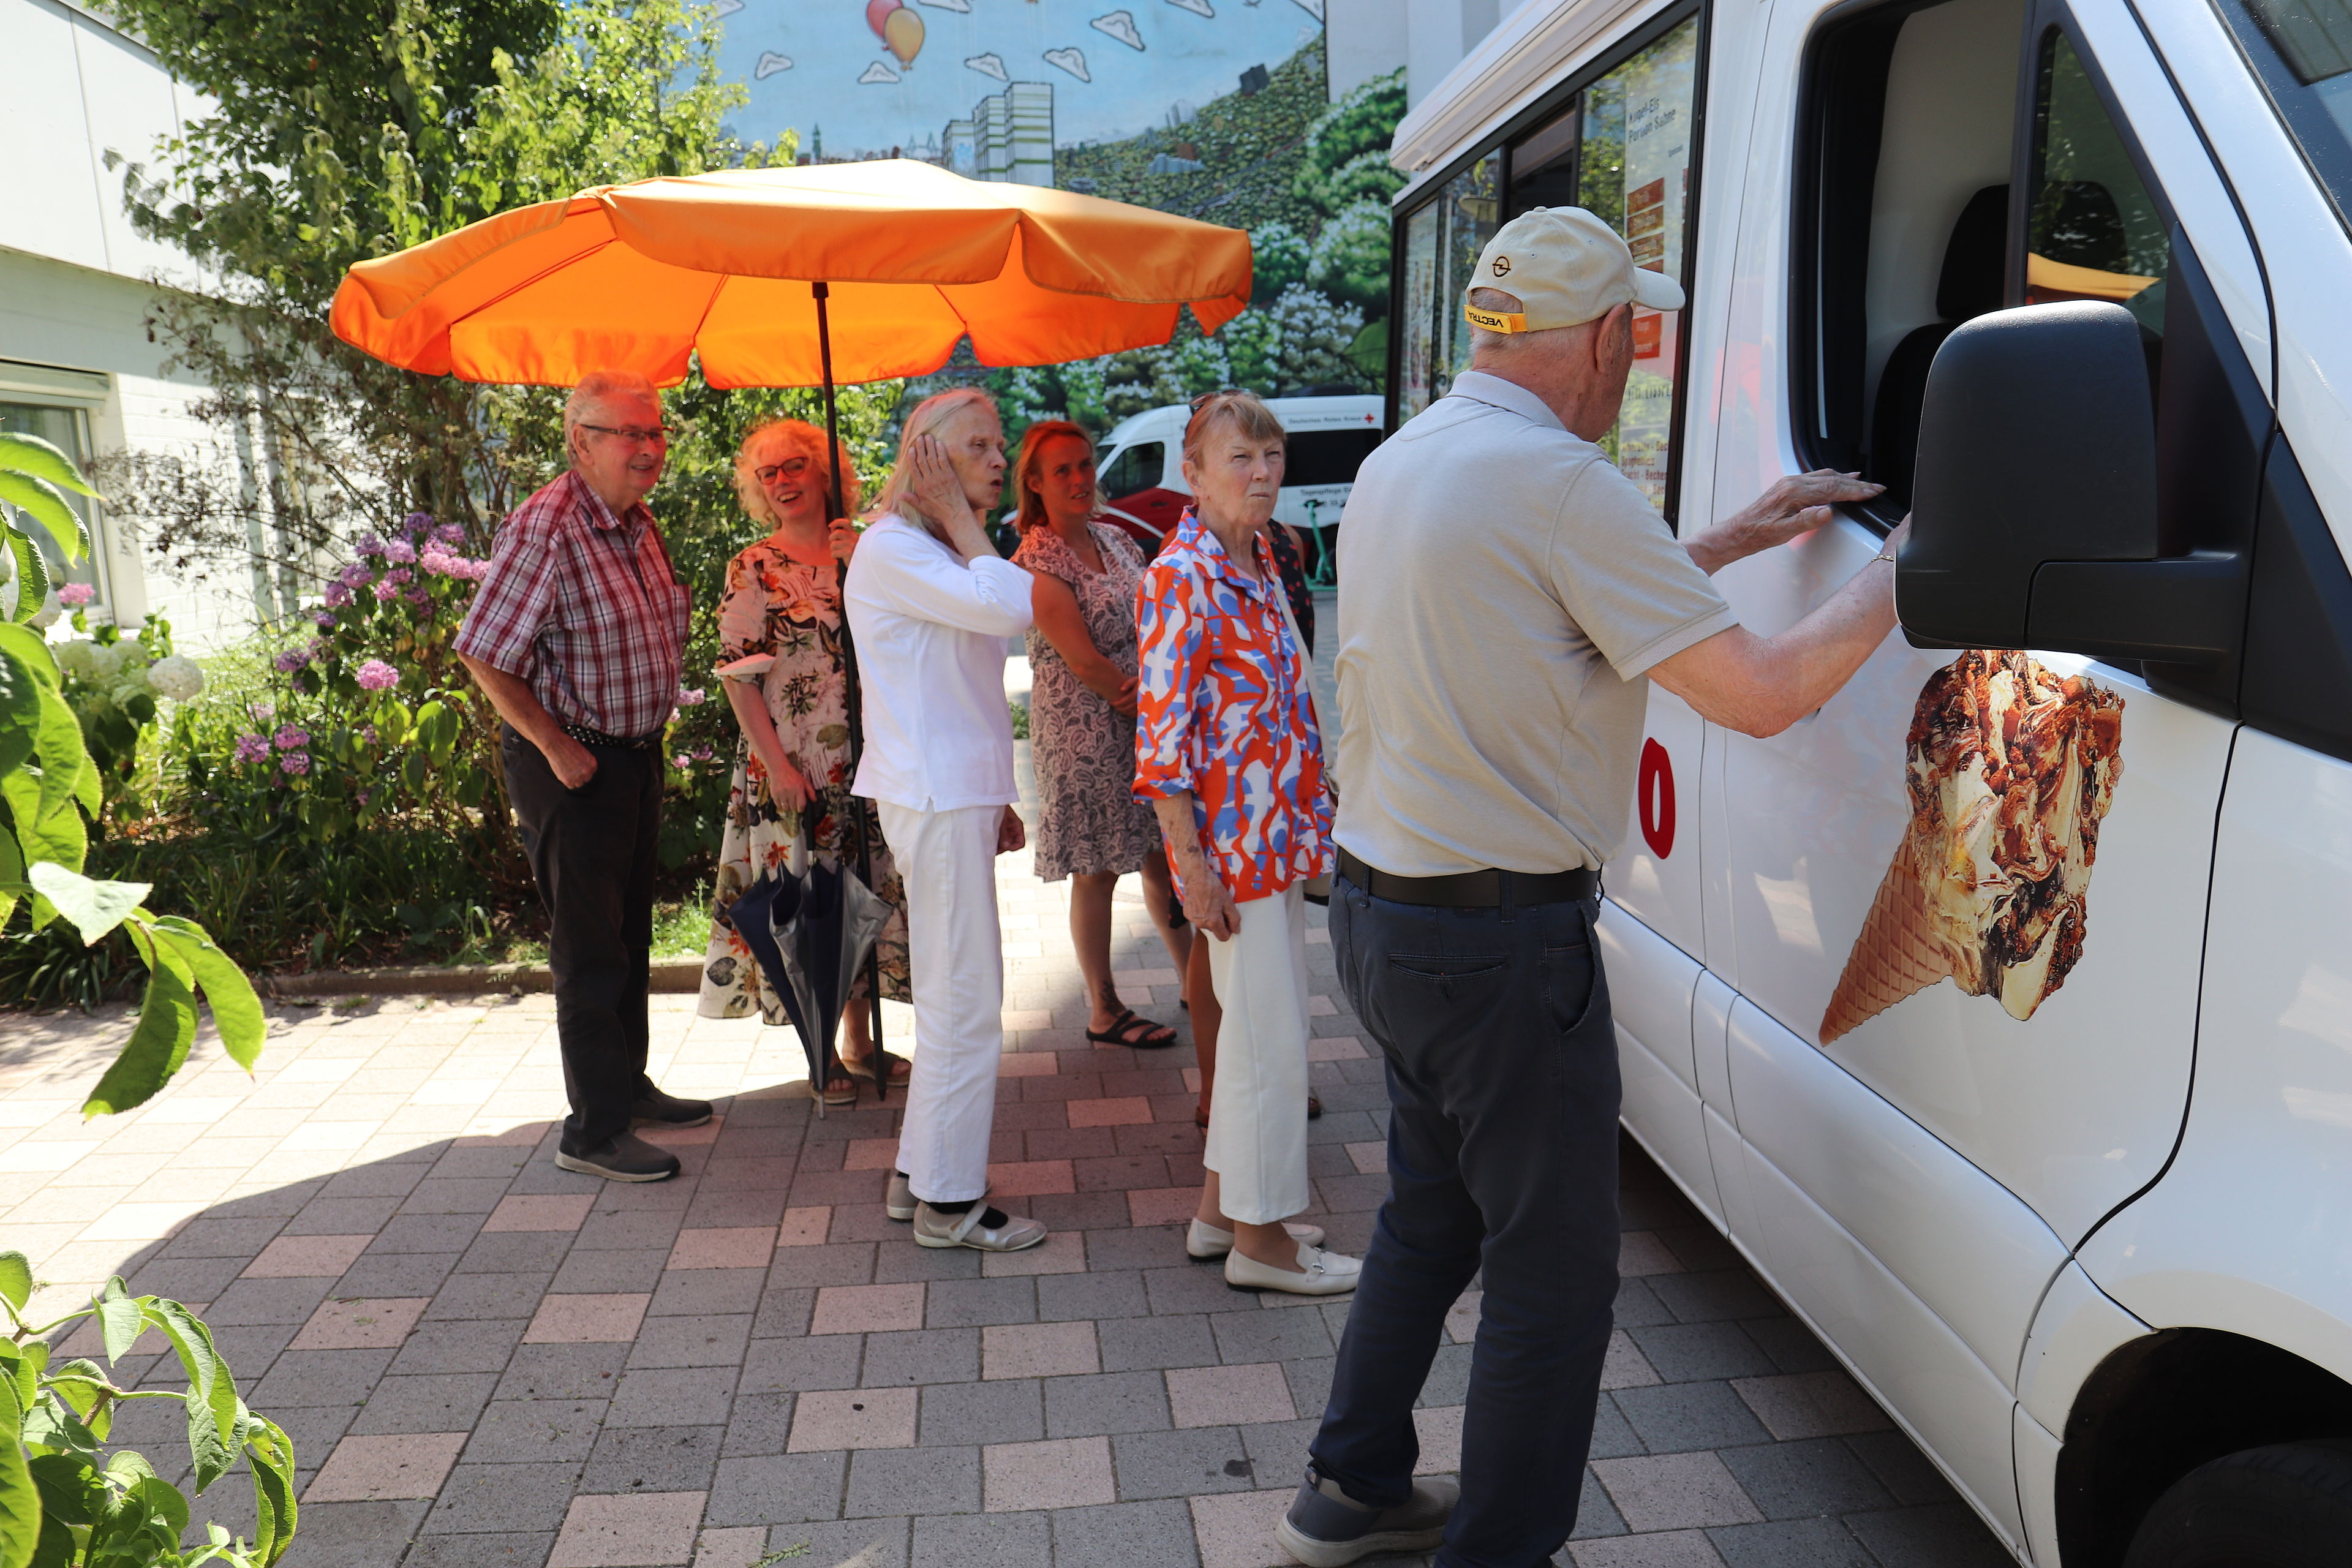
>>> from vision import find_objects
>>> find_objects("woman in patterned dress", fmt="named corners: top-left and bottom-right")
top-left (698, 418), bottom-right (911, 1105)
top-left (1009, 421), bottom-right (1193, 1047)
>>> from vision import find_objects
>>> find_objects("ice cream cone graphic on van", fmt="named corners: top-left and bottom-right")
top-left (1821, 650), bottom-right (2125, 1043)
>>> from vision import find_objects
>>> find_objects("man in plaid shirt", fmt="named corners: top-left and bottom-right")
top-left (456, 371), bottom-right (706, 1183)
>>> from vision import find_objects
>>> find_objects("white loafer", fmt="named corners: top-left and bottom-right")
top-left (1225, 1240), bottom-right (1362, 1295)
top-left (1185, 1217), bottom-right (1326, 1260)
top-left (913, 1201), bottom-right (1049, 1252)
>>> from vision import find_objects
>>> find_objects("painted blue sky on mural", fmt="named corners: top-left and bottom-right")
top-left (713, 0), bottom-right (1325, 156)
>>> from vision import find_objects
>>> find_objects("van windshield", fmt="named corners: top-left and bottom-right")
top-left (2224, 0), bottom-right (2352, 230)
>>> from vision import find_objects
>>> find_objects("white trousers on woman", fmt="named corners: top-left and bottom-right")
top-left (879, 801), bottom-right (1006, 1205)
top-left (1203, 881), bottom-right (1312, 1225)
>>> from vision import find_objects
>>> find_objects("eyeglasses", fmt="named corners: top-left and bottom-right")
top-left (755, 456), bottom-right (814, 484)
top-left (579, 423), bottom-right (673, 445)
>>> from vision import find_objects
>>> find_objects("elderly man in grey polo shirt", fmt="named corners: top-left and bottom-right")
top-left (1275, 208), bottom-right (1901, 1568)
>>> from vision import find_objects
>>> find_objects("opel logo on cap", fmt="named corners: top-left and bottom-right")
top-left (1492, 257), bottom-right (1512, 277)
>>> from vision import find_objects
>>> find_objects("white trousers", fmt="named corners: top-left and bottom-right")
top-left (1203, 882), bottom-right (1312, 1225)
top-left (879, 801), bottom-right (1006, 1205)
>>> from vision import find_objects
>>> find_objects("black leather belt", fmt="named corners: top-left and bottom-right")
top-left (1337, 846), bottom-right (1597, 909)
top-left (560, 722), bottom-right (664, 752)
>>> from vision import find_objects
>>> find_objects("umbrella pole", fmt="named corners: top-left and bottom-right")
top-left (815, 280), bottom-right (895, 1106)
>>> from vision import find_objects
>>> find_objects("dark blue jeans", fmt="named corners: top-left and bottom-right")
top-left (1310, 876), bottom-right (1621, 1568)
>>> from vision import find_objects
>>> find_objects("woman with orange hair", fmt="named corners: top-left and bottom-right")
top-left (1009, 420), bottom-right (1193, 1049)
top-left (698, 418), bottom-right (910, 1105)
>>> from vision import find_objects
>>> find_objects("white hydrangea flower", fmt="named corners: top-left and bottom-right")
top-left (86, 641), bottom-right (126, 680)
top-left (110, 672), bottom-right (152, 707)
top-left (148, 654), bottom-right (204, 703)
top-left (53, 639), bottom-right (99, 681)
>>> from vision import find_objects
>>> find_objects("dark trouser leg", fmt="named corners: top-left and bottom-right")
top-left (1310, 881), bottom-right (1620, 1568)
top-left (502, 729), bottom-right (660, 1152)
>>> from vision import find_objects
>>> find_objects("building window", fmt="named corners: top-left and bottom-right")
top-left (1389, 13), bottom-right (1701, 516)
top-left (0, 401), bottom-right (106, 609)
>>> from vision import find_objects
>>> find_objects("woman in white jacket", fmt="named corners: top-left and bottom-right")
top-left (843, 388), bottom-right (1046, 1253)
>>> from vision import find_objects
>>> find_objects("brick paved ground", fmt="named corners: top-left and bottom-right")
top-left (0, 856), bottom-right (2014, 1568)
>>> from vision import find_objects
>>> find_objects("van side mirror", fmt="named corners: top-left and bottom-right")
top-left (1898, 301), bottom-right (2234, 665)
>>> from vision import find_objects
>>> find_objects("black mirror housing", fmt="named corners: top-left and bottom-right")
top-left (1899, 300), bottom-right (2164, 650)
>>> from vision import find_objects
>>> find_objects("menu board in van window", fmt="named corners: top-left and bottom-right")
top-left (1610, 23), bottom-right (1696, 512)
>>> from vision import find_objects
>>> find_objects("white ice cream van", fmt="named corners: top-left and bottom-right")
top-left (1387, 0), bottom-right (2352, 1560)
top-left (1093, 393), bottom-right (1384, 562)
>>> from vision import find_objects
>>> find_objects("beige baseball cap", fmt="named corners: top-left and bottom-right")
top-left (1464, 206), bottom-right (1686, 333)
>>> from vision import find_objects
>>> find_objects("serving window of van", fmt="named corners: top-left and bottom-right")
top-left (1793, 0), bottom-right (2178, 522)
top-left (1389, 10), bottom-right (1702, 520)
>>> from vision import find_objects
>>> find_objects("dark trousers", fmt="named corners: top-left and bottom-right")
top-left (1310, 877), bottom-right (1621, 1568)
top-left (502, 727), bottom-right (661, 1152)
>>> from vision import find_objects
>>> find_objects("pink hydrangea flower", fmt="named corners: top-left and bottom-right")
top-left (356, 659), bottom-right (398, 692)
top-left (677, 687), bottom-right (707, 707)
top-left (273, 725), bottom-right (310, 752)
top-left (434, 523), bottom-right (467, 548)
top-left (273, 647), bottom-right (312, 673)
top-left (383, 539), bottom-right (417, 565)
top-left (234, 733), bottom-right (269, 766)
top-left (280, 751), bottom-right (311, 776)
top-left (313, 611), bottom-right (337, 629)
top-left (55, 584), bottom-right (94, 608)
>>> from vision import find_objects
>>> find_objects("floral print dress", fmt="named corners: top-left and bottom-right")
top-left (698, 538), bottom-right (911, 1022)
top-left (1011, 521), bottom-right (1164, 882)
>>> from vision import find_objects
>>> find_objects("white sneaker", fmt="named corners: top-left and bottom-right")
top-left (1185, 1217), bottom-right (1325, 1260)
top-left (913, 1201), bottom-right (1049, 1252)
top-left (1225, 1240), bottom-right (1361, 1295)
top-left (885, 1170), bottom-right (916, 1222)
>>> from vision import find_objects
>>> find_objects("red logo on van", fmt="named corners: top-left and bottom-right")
top-left (1638, 739), bottom-right (1676, 859)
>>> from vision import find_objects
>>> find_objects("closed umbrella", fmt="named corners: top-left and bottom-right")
top-left (720, 839), bottom-right (892, 1117)
top-left (331, 157), bottom-right (1251, 1093)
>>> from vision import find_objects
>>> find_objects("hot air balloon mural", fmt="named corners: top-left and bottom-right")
top-left (886, 5), bottom-right (925, 68)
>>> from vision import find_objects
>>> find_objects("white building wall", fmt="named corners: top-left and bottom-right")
top-left (0, 0), bottom-right (258, 651)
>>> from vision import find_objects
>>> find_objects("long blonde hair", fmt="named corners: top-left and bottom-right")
top-left (1012, 420), bottom-right (1099, 533)
top-left (870, 388), bottom-right (1000, 528)
top-left (733, 419), bottom-right (858, 528)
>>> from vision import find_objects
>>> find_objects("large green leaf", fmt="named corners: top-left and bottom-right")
top-left (26, 682), bottom-right (85, 835)
top-left (0, 1373), bottom-right (38, 1568)
top-left (1, 533), bottom-right (45, 627)
top-left (243, 1412), bottom-right (296, 1567)
top-left (24, 865), bottom-right (148, 948)
top-left (0, 1254), bottom-right (29, 1315)
top-left (0, 479), bottom-right (85, 570)
top-left (0, 627), bottom-right (54, 689)
top-left (0, 643), bottom-right (40, 783)
top-left (145, 1302), bottom-right (238, 1492)
top-left (81, 952), bottom-right (195, 1118)
top-left (96, 1283), bottom-right (142, 1365)
top-left (0, 435), bottom-right (99, 500)
top-left (149, 918), bottom-right (266, 1072)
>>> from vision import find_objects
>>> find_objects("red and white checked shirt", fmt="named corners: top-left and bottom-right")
top-left (453, 470), bottom-right (692, 739)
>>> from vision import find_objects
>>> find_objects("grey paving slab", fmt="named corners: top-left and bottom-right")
top-left (605, 1365), bottom-right (737, 1427)
top-left (1717, 1438), bottom-right (1900, 1520)
top-left (399, 1532), bottom-right (559, 1567)
top-left (464, 1399), bottom-right (608, 1464)
top-left (845, 1444), bottom-right (981, 1517)
top-left (1110, 1427), bottom-right (1253, 1501)
top-left (347, 1372), bottom-right (497, 1435)
top-left (1614, 1381), bottom-right (1777, 1455)
top-left (923, 1378), bottom-right (1045, 1447)
top-left (279, 1499), bottom-right (430, 1568)
top-left (764, 1518), bottom-right (910, 1567)
top-left (578, 1422), bottom-right (725, 1493)
top-left (911, 1509), bottom-right (1048, 1568)
top-left (1049, 1498), bottom-right (1202, 1568)
top-left (1044, 1370), bottom-right (1174, 1438)
top-left (704, 1450), bottom-right (849, 1526)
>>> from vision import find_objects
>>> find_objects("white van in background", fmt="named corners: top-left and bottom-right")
top-left (1389, 0), bottom-right (2352, 1562)
top-left (1093, 393), bottom-right (1384, 560)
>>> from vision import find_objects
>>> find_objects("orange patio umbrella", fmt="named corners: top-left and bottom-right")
top-left (329, 157), bottom-right (1254, 390)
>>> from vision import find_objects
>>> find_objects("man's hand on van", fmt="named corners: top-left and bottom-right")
top-left (1684, 469), bottom-right (1887, 574)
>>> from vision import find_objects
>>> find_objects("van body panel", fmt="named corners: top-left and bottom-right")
top-left (2015, 1261), bottom-right (2150, 1436)
top-left (1597, 901), bottom-right (1720, 1225)
top-left (2073, 726), bottom-right (2352, 1388)
top-left (1727, 998), bottom-right (2070, 1387)
top-left (2014, 1404), bottom-right (2066, 1568)
top-left (1610, 689), bottom-right (1708, 954)
top-left (1735, 1124), bottom-right (2029, 1546)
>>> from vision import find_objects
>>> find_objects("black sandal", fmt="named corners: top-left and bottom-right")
top-left (1086, 1008), bottom-right (1178, 1049)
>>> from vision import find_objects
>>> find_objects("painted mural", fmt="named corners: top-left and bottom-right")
top-left (710, 0), bottom-right (1404, 438)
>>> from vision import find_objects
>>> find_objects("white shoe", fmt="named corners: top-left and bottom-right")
top-left (1186, 1217), bottom-right (1325, 1260)
top-left (1225, 1240), bottom-right (1361, 1295)
top-left (886, 1170), bottom-right (916, 1222)
top-left (913, 1201), bottom-right (1049, 1252)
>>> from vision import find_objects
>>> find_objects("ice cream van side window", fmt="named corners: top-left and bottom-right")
top-left (2218, 0), bottom-right (2352, 232)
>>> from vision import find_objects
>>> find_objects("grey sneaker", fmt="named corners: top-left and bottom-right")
top-left (912, 1201), bottom-right (1047, 1252)
top-left (886, 1170), bottom-right (916, 1222)
top-left (630, 1087), bottom-right (713, 1128)
top-left (1275, 1469), bottom-right (1458, 1567)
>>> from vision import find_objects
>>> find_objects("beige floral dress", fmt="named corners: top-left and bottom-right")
top-left (698, 538), bottom-right (911, 1021)
top-left (1012, 521), bottom-right (1164, 881)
